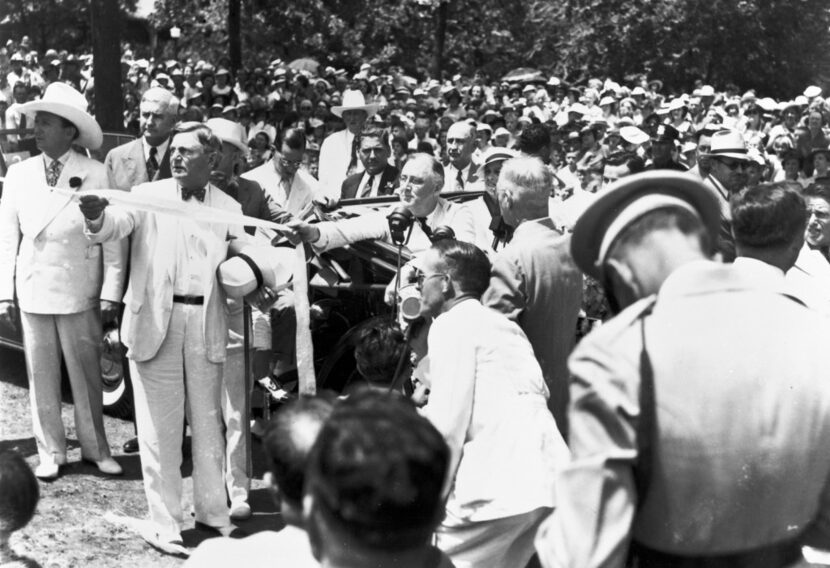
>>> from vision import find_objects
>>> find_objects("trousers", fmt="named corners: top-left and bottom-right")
top-left (20, 309), bottom-right (112, 467)
top-left (130, 303), bottom-right (228, 537)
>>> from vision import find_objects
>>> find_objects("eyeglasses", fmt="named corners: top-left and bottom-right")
top-left (717, 158), bottom-right (746, 171)
top-left (415, 271), bottom-right (447, 289)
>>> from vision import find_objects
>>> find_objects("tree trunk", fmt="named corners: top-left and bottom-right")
top-left (229, 0), bottom-right (241, 73)
top-left (90, 0), bottom-right (123, 132)
top-left (432, 0), bottom-right (448, 79)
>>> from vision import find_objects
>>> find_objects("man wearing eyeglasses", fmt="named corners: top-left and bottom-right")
top-left (702, 129), bottom-right (750, 262)
top-left (241, 127), bottom-right (326, 216)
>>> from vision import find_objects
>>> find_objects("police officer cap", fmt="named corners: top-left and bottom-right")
top-left (571, 171), bottom-right (719, 280)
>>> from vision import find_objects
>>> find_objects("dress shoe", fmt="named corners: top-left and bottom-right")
top-left (230, 501), bottom-right (252, 521)
top-left (123, 437), bottom-right (139, 454)
top-left (194, 521), bottom-right (248, 539)
top-left (142, 531), bottom-right (188, 557)
top-left (89, 457), bottom-right (123, 476)
top-left (34, 462), bottom-right (60, 480)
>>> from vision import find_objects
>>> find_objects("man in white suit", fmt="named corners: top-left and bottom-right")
top-left (80, 122), bottom-right (248, 552)
top-left (0, 82), bottom-right (124, 480)
top-left (317, 90), bottom-right (377, 198)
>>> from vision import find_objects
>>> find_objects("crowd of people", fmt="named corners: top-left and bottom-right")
top-left (3, 33), bottom-right (830, 568)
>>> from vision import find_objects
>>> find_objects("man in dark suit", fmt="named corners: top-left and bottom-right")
top-left (104, 86), bottom-right (178, 455)
top-left (481, 156), bottom-right (582, 437)
top-left (340, 125), bottom-right (399, 200)
top-left (105, 87), bottom-right (177, 190)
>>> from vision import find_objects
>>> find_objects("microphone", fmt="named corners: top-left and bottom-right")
top-left (387, 205), bottom-right (414, 246)
top-left (69, 177), bottom-right (82, 189)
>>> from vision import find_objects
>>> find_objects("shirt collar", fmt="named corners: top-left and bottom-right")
top-left (43, 149), bottom-right (72, 169)
top-left (143, 137), bottom-right (170, 161)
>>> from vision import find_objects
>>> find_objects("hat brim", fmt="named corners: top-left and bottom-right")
top-left (331, 104), bottom-right (378, 118)
top-left (571, 171), bottom-right (720, 280)
top-left (704, 151), bottom-right (750, 161)
top-left (21, 100), bottom-right (103, 150)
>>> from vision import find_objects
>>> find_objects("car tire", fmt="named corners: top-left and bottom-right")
top-left (100, 327), bottom-right (133, 419)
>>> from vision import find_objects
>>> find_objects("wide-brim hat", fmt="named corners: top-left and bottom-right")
top-left (206, 118), bottom-right (247, 153)
top-left (704, 129), bottom-right (749, 161)
top-left (218, 245), bottom-right (294, 299)
top-left (571, 171), bottom-right (720, 280)
top-left (331, 89), bottom-right (378, 118)
top-left (805, 85), bottom-right (822, 99)
top-left (21, 82), bottom-right (103, 149)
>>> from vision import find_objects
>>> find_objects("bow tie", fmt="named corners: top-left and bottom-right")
top-left (181, 187), bottom-right (206, 202)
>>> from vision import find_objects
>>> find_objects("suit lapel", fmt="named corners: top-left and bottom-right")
top-left (128, 140), bottom-right (148, 186)
top-left (34, 152), bottom-right (80, 237)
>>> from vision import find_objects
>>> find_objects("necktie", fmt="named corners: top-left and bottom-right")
top-left (46, 159), bottom-right (63, 187)
top-left (456, 168), bottom-right (464, 191)
top-left (346, 135), bottom-right (359, 176)
top-left (415, 217), bottom-right (433, 240)
top-left (181, 187), bottom-right (206, 202)
top-left (360, 174), bottom-right (375, 198)
top-left (147, 146), bottom-right (159, 181)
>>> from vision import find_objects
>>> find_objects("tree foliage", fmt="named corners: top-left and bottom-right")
top-left (0, 0), bottom-right (137, 55)
top-left (4, 0), bottom-right (828, 98)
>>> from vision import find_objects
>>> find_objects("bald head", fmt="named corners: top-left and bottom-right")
top-left (497, 156), bottom-right (553, 226)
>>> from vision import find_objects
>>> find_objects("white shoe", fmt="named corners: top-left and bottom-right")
top-left (35, 462), bottom-right (60, 480)
top-left (230, 501), bottom-right (252, 521)
top-left (92, 457), bottom-right (124, 476)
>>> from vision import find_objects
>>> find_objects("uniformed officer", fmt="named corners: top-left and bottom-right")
top-left (536, 171), bottom-right (830, 568)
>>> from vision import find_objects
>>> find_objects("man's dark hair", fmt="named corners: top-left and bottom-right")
top-left (263, 395), bottom-right (336, 509)
top-left (433, 239), bottom-right (491, 298)
top-left (0, 451), bottom-right (39, 533)
top-left (516, 123), bottom-right (551, 157)
top-left (357, 125), bottom-right (390, 150)
top-left (416, 140), bottom-right (434, 154)
top-left (804, 183), bottom-right (830, 204)
top-left (608, 206), bottom-right (713, 262)
top-left (731, 182), bottom-right (807, 249)
top-left (353, 319), bottom-right (407, 387)
top-left (173, 120), bottom-right (221, 154)
top-left (305, 390), bottom-right (449, 551)
top-left (281, 127), bottom-right (307, 152)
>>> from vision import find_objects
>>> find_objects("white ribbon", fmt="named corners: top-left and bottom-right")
top-left (51, 187), bottom-right (292, 232)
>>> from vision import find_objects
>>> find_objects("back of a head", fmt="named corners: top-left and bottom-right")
top-left (608, 205), bottom-right (711, 264)
top-left (353, 319), bottom-right (407, 388)
top-left (432, 239), bottom-right (491, 299)
top-left (731, 181), bottom-right (807, 252)
top-left (516, 123), bottom-right (551, 158)
top-left (305, 390), bottom-right (449, 552)
top-left (0, 451), bottom-right (39, 535)
top-left (263, 395), bottom-right (335, 511)
top-left (499, 155), bottom-right (553, 211)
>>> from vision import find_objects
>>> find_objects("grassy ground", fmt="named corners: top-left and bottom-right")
top-left (0, 347), bottom-right (282, 568)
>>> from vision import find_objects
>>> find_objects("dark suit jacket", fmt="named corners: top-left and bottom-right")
top-left (481, 217), bottom-right (583, 436)
top-left (340, 164), bottom-right (399, 200)
top-left (223, 177), bottom-right (292, 235)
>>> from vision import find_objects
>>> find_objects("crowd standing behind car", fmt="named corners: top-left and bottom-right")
top-left (6, 32), bottom-right (830, 568)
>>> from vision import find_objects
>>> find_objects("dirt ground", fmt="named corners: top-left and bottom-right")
top-left (0, 347), bottom-right (283, 568)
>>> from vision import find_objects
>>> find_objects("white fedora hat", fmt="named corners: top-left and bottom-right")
top-left (331, 89), bottom-right (378, 118)
top-left (21, 82), bottom-right (103, 149)
top-left (205, 117), bottom-right (247, 153)
top-left (704, 129), bottom-right (749, 161)
top-left (218, 244), bottom-right (294, 299)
